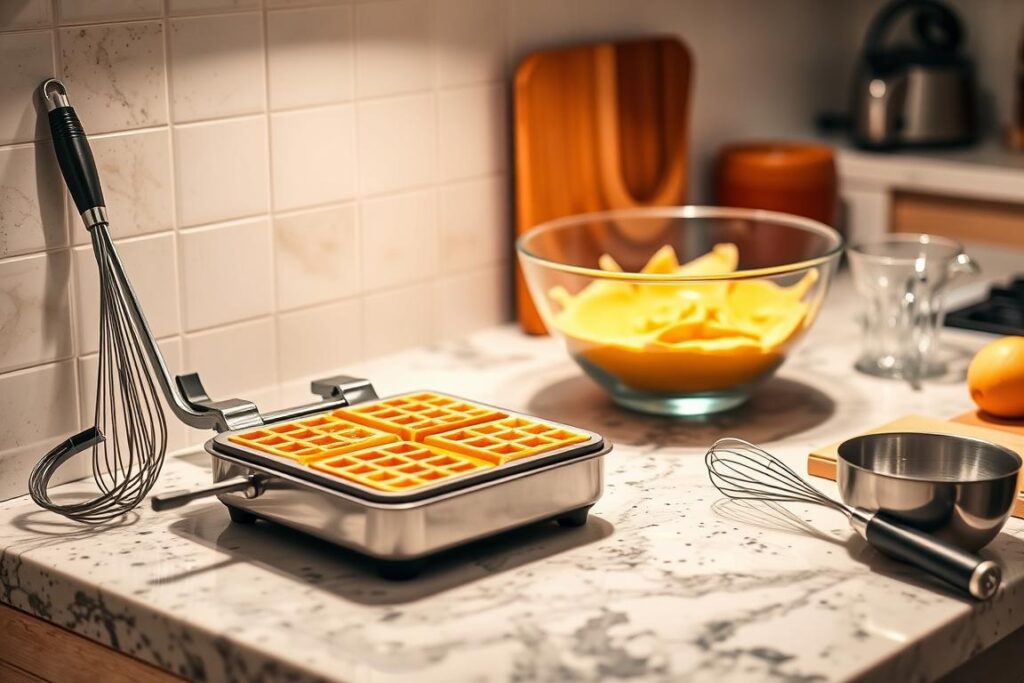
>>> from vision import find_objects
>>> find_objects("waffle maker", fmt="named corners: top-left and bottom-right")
top-left (36, 76), bottom-right (609, 578)
top-left (153, 380), bottom-right (608, 577)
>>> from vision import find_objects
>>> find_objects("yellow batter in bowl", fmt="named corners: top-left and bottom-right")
top-left (549, 244), bottom-right (819, 394)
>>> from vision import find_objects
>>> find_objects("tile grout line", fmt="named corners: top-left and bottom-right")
top-left (49, 3), bottom-right (85, 433)
top-left (0, 82), bottom-right (506, 153)
top-left (260, 0), bottom-right (284, 400)
top-left (347, 0), bottom-right (368, 369)
top-left (164, 7), bottom-right (191, 376)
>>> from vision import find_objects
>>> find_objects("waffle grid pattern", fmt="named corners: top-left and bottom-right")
top-left (424, 417), bottom-right (590, 465)
top-left (339, 392), bottom-right (506, 440)
top-left (226, 392), bottom-right (591, 493)
top-left (310, 441), bottom-right (490, 492)
top-left (228, 414), bottom-right (397, 464)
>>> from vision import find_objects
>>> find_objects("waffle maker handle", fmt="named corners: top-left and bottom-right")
top-left (152, 475), bottom-right (262, 511)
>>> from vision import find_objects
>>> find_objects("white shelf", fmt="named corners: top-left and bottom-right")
top-left (834, 139), bottom-right (1024, 204)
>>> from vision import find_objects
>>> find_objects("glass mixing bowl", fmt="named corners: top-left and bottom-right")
top-left (516, 206), bottom-right (844, 416)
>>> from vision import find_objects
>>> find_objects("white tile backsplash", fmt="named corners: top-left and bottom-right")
top-left (169, 13), bottom-right (267, 123)
top-left (0, 251), bottom-right (73, 373)
top-left (184, 316), bottom-right (277, 397)
top-left (19, 0), bottom-right (892, 480)
top-left (434, 0), bottom-right (504, 87)
top-left (362, 283), bottom-right (434, 358)
top-left (356, 93), bottom-right (435, 195)
top-left (355, 0), bottom-right (432, 98)
top-left (73, 232), bottom-right (180, 354)
top-left (0, 1), bottom-right (53, 31)
top-left (77, 337), bottom-right (188, 454)
top-left (438, 175), bottom-right (507, 273)
top-left (168, 0), bottom-right (261, 15)
top-left (270, 105), bottom-right (357, 211)
top-left (277, 299), bottom-right (362, 381)
top-left (267, 6), bottom-right (354, 110)
top-left (58, 21), bottom-right (168, 134)
top-left (433, 264), bottom-right (508, 341)
top-left (173, 116), bottom-right (270, 227)
top-left (437, 83), bottom-right (505, 181)
top-left (70, 128), bottom-right (173, 244)
top-left (0, 31), bottom-right (55, 145)
top-left (0, 360), bottom-right (78, 454)
top-left (0, 143), bottom-right (67, 258)
top-left (274, 203), bottom-right (360, 311)
top-left (0, 360), bottom-right (80, 501)
top-left (57, 0), bottom-right (162, 24)
top-left (360, 188), bottom-right (436, 291)
top-left (179, 217), bottom-right (273, 331)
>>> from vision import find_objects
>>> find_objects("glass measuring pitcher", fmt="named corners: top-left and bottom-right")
top-left (848, 234), bottom-right (979, 382)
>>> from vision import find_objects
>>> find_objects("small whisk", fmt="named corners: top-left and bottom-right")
top-left (705, 437), bottom-right (1002, 600)
top-left (28, 80), bottom-right (168, 523)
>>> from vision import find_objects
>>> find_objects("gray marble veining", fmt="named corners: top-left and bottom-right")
top-left (2, 263), bottom-right (1024, 682)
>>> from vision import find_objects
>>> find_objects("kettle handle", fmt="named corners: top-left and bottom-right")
top-left (864, 0), bottom-right (963, 57)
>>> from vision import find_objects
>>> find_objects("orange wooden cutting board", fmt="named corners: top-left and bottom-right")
top-left (951, 409), bottom-right (1024, 437)
top-left (513, 37), bottom-right (692, 334)
top-left (807, 414), bottom-right (1024, 518)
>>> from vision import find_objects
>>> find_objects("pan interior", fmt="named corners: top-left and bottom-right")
top-left (837, 432), bottom-right (1022, 483)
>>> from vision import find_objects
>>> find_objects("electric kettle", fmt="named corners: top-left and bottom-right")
top-left (851, 0), bottom-right (978, 150)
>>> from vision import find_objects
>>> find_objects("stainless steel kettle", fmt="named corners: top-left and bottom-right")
top-left (851, 0), bottom-right (978, 150)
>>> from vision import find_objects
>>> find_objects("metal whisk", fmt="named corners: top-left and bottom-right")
top-left (28, 80), bottom-right (170, 524)
top-left (705, 437), bottom-right (1002, 600)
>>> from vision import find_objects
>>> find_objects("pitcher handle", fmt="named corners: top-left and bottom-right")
top-left (952, 251), bottom-right (980, 277)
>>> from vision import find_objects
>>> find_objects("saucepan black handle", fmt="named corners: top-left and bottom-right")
top-left (857, 509), bottom-right (1001, 600)
top-left (38, 78), bottom-right (105, 225)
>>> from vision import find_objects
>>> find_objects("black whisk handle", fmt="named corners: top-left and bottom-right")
top-left (28, 426), bottom-right (105, 512)
top-left (854, 509), bottom-right (1001, 600)
top-left (39, 79), bottom-right (106, 224)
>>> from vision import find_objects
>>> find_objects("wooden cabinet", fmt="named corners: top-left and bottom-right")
top-left (892, 191), bottom-right (1024, 247)
top-left (0, 603), bottom-right (182, 683)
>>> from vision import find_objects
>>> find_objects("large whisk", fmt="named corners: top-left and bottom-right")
top-left (28, 80), bottom-right (170, 523)
top-left (705, 437), bottom-right (1002, 600)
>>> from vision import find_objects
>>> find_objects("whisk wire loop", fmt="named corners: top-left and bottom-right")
top-left (705, 437), bottom-right (846, 514)
top-left (28, 224), bottom-right (167, 524)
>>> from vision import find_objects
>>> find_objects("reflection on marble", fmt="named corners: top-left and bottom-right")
top-left (2, 273), bottom-right (1024, 682)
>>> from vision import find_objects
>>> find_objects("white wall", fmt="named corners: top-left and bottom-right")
top-left (0, 0), bottom-right (937, 498)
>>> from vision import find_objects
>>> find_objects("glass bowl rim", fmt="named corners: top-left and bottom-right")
top-left (516, 205), bottom-right (845, 282)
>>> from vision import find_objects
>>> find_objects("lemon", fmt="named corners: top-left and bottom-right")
top-left (967, 336), bottom-right (1024, 418)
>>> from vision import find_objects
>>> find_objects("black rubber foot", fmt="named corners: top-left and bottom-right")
top-left (226, 505), bottom-right (258, 524)
top-left (556, 506), bottom-right (592, 528)
top-left (376, 559), bottom-right (426, 580)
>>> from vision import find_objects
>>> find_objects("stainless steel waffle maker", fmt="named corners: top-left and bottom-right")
top-left (153, 382), bottom-right (608, 577)
top-left (35, 77), bottom-right (609, 579)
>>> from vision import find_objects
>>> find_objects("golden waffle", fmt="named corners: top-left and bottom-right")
top-left (228, 414), bottom-right (398, 464)
top-left (222, 392), bottom-right (594, 495)
top-left (424, 416), bottom-right (590, 465)
top-left (335, 392), bottom-right (506, 441)
top-left (310, 441), bottom-right (490, 492)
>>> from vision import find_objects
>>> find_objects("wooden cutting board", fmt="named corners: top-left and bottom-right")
top-left (513, 37), bottom-right (692, 334)
top-left (951, 409), bottom-right (1024, 437)
top-left (807, 414), bottom-right (1024, 518)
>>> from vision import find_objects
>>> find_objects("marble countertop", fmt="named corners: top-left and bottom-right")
top-left (3, 249), bottom-right (1024, 683)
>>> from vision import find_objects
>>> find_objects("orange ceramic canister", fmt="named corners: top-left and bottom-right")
top-left (715, 142), bottom-right (838, 264)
